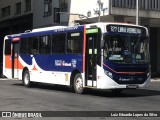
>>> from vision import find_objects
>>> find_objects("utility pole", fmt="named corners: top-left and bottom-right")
top-left (97, 0), bottom-right (104, 22)
top-left (136, 0), bottom-right (139, 25)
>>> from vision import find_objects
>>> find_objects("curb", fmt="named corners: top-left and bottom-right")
top-left (151, 79), bottom-right (160, 82)
top-left (0, 78), bottom-right (19, 80)
top-left (0, 78), bottom-right (10, 80)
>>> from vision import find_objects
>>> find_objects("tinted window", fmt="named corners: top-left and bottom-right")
top-left (39, 35), bottom-right (51, 54)
top-left (28, 37), bottom-right (39, 54)
top-left (20, 38), bottom-right (28, 54)
top-left (5, 39), bottom-right (11, 55)
top-left (67, 32), bottom-right (83, 54)
top-left (52, 33), bottom-right (66, 53)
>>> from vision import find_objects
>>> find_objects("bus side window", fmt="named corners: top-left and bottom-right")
top-left (20, 38), bottom-right (28, 54)
top-left (52, 33), bottom-right (66, 54)
top-left (5, 39), bottom-right (11, 55)
top-left (67, 32), bottom-right (82, 54)
top-left (28, 37), bottom-right (39, 54)
top-left (39, 35), bottom-right (51, 54)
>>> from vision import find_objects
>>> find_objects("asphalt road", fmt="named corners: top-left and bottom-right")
top-left (0, 79), bottom-right (160, 120)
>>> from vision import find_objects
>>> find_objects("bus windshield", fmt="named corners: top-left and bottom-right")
top-left (104, 34), bottom-right (150, 64)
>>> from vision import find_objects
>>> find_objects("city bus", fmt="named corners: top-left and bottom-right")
top-left (3, 22), bottom-right (150, 94)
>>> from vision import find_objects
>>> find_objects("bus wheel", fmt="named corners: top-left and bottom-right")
top-left (73, 73), bottom-right (84, 94)
top-left (23, 70), bottom-right (31, 87)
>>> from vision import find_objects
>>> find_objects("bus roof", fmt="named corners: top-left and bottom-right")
top-left (5, 25), bottom-right (85, 39)
top-left (32, 26), bottom-right (67, 32)
top-left (4, 22), bottom-right (149, 40)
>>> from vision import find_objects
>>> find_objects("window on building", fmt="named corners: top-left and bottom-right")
top-left (114, 0), bottom-right (118, 7)
top-left (125, 0), bottom-right (129, 8)
top-left (112, 0), bottom-right (159, 11)
top-left (2, 6), bottom-right (10, 17)
top-left (59, 0), bottom-right (68, 12)
top-left (144, 0), bottom-right (147, 10)
top-left (128, 0), bottom-right (132, 8)
top-left (25, 0), bottom-right (31, 12)
top-left (119, 0), bottom-right (122, 7)
top-left (150, 0), bottom-right (156, 11)
top-left (131, 0), bottom-right (136, 9)
top-left (39, 35), bottom-right (51, 54)
top-left (112, 0), bottom-right (115, 7)
top-left (152, 0), bottom-right (155, 10)
top-left (52, 33), bottom-right (66, 54)
top-left (149, 0), bottom-right (152, 10)
top-left (44, 0), bottom-right (52, 17)
top-left (54, 8), bottom-right (60, 23)
top-left (122, 0), bottom-right (125, 7)
top-left (143, 0), bottom-right (146, 10)
top-left (16, 2), bottom-right (21, 15)
top-left (158, 0), bottom-right (160, 11)
top-left (155, 0), bottom-right (158, 11)
top-left (67, 32), bottom-right (83, 54)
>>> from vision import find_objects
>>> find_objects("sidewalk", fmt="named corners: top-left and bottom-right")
top-left (151, 78), bottom-right (160, 82)
top-left (0, 78), bottom-right (11, 80)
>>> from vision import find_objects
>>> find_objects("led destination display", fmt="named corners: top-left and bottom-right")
top-left (107, 25), bottom-right (146, 35)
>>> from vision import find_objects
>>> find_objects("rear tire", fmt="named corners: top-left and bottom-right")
top-left (73, 73), bottom-right (84, 94)
top-left (22, 70), bottom-right (31, 87)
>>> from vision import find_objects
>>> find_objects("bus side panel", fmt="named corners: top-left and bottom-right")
top-left (20, 54), bottom-right (83, 72)
top-left (96, 65), bottom-right (121, 89)
top-left (5, 56), bottom-right (12, 69)
top-left (13, 57), bottom-right (24, 79)
top-left (4, 56), bottom-right (24, 79)
top-left (19, 54), bottom-right (83, 86)
top-left (3, 56), bottom-right (12, 79)
top-left (97, 65), bottom-right (151, 89)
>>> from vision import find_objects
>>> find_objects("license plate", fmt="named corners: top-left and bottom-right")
top-left (126, 85), bottom-right (138, 88)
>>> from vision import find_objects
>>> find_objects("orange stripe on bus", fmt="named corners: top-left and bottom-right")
top-left (83, 26), bottom-right (86, 73)
top-left (32, 65), bottom-right (37, 70)
top-left (14, 58), bottom-right (24, 69)
top-left (5, 56), bottom-right (12, 69)
top-left (5, 56), bottom-right (24, 69)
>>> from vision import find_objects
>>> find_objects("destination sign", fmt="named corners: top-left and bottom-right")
top-left (107, 25), bottom-right (146, 35)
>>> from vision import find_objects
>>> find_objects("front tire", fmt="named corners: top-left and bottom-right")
top-left (73, 73), bottom-right (84, 94)
top-left (22, 70), bottom-right (31, 87)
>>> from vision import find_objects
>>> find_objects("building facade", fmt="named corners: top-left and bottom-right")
top-left (0, 0), bottom-right (33, 76)
top-left (0, 0), bottom-right (160, 76)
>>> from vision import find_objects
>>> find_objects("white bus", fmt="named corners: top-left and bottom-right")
top-left (3, 22), bottom-right (150, 94)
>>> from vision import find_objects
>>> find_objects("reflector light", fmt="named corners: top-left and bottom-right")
top-left (12, 37), bottom-right (20, 42)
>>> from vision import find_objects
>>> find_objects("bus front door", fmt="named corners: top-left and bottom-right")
top-left (12, 42), bottom-right (19, 78)
top-left (85, 28), bottom-right (101, 87)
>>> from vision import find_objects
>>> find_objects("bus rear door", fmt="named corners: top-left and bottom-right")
top-left (85, 28), bottom-right (101, 87)
top-left (12, 37), bottom-right (20, 78)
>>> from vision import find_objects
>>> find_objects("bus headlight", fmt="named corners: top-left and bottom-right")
top-left (104, 70), bottom-right (113, 78)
